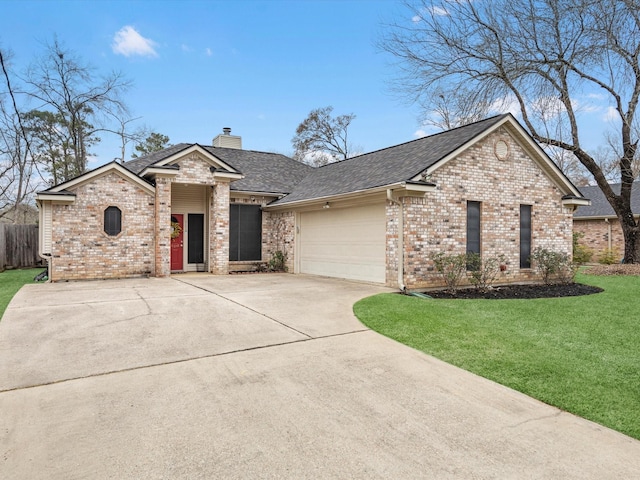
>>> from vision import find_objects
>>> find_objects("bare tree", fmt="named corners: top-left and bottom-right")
top-left (381, 0), bottom-right (640, 262)
top-left (292, 106), bottom-right (357, 166)
top-left (0, 49), bottom-right (40, 223)
top-left (423, 87), bottom-right (491, 130)
top-left (23, 39), bottom-right (130, 180)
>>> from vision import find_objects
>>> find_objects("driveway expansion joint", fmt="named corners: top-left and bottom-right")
top-left (171, 276), bottom-right (314, 339)
top-left (0, 329), bottom-right (371, 394)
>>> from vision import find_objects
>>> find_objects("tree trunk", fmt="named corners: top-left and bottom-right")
top-left (620, 213), bottom-right (640, 264)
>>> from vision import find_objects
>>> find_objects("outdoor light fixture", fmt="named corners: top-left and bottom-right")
top-left (323, 202), bottom-right (330, 209)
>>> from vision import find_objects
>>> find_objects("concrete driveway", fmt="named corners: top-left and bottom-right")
top-left (1, 274), bottom-right (639, 479)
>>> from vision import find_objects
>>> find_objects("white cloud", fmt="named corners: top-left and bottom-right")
top-left (205, 47), bottom-right (213, 56)
top-left (181, 44), bottom-right (192, 52)
top-left (112, 26), bottom-right (158, 58)
top-left (429, 6), bottom-right (449, 16)
top-left (412, 5), bottom-right (448, 22)
top-left (489, 94), bottom-right (520, 116)
top-left (414, 129), bottom-right (428, 138)
top-left (603, 106), bottom-right (619, 122)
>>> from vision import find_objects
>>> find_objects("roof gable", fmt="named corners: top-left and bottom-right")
top-left (148, 144), bottom-right (240, 173)
top-left (39, 161), bottom-right (155, 197)
top-left (270, 114), bottom-right (582, 206)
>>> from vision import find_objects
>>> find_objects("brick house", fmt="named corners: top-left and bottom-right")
top-left (36, 114), bottom-right (588, 289)
top-left (573, 182), bottom-right (640, 262)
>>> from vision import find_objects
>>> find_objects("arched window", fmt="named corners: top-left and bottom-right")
top-left (104, 206), bottom-right (122, 236)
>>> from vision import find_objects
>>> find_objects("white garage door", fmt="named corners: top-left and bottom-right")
top-left (299, 203), bottom-right (386, 283)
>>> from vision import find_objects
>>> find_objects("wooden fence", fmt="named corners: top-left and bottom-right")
top-left (0, 224), bottom-right (42, 272)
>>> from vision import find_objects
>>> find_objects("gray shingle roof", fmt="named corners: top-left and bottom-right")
top-left (123, 144), bottom-right (313, 195)
top-left (201, 146), bottom-right (313, 194)
top-left (270, 114), bottom-right (509, 205)
top-left (574, 182), bottom-right (640, 218)
top-left (124, 144), bottom-right (193, 174)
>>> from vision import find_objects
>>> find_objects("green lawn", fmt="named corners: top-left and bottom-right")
top-left (354, 273), bottom-right (640, 440)
top-left (0, 268), bottom-right (42, 320)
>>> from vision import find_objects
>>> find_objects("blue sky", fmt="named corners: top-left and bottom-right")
top-left (0, 0), bottom-right (427, 167)
top-left (0, 0), bottom-right (615, 170)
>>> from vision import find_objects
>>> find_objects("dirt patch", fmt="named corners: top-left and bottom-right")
top-left (425, 283), bottom-right (603, 300)
top-left (583, 264), bottom-right (640, 276)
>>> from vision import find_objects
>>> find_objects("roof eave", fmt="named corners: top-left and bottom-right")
top-left (264, 181), bottom-right (436, 210)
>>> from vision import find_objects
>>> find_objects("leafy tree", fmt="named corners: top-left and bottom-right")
top-left (131, 132), bottom-right (171, 158)
top-left (382, 0), bottom-right (640, 262)
top-left (292, 106), bottom-right (357, 166)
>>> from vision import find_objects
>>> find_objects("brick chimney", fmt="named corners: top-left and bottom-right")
top-left (213, 127), bottom-right (242, 149)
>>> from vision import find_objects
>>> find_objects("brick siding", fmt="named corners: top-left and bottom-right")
top-left (50, 172), bottom-right (155, 281)
top-left (573, 218), bottom-right (623, 262)
top-left (263, 211), bottom-right (295, 271)
top-left (387, 128), bottom-right (574, 289)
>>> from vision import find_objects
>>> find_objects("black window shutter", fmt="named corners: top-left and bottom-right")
top-left (520, 205), bottom-right (532, 268)
top-left (466, 201), bottom-right (481, 255)
top-left (188, 214), bottom-right (204, 263)
top-left (229, 205), bottom-right (262, 261)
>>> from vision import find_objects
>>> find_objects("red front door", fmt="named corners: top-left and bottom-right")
top-left (170, 214), bottom-right (184, 271)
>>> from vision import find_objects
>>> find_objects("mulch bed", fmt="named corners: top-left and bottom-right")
top-left (583, 264), bottom-right (640, 276)
top-left (425, 283), bottom-right (603, 300)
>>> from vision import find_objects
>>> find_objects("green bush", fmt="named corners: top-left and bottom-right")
top-left (466, 253), bottom-right (505, 292)
top-left (432, 252), bottom-right (467, 293)
top-left (572, 232), bottom-right (593, 264)
top-left (268, 250), bottom-right (288, 272)
top-left (531, 247), bottom-right (575, 284)
top-left (599, 247), bottom-right (621, 265)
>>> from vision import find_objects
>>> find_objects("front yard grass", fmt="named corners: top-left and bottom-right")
top-left (0, 268), bottom-right (41, 320)
top-left (354, 273), bottom-right (640, 440)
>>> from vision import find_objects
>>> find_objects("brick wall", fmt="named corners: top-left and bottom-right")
top-left (392, 128), bottom-right (573, 289)
top-left (154, 175), bottom-right (172, 277)
top-left (50, 172), bottom-right (155, 281)
top-left (174, 153), bottom-right (217, 185)
top-left (263, 211), bottom-right (295, 271)
top-left (573, 218), bottom-right (623, 261)
top-left (209, 182), bottom-right (230, 274)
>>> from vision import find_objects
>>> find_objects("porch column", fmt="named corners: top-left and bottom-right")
top-left (209, 181), bottom-right (230, 274)
top-left (154, 175), bottom-right (173, 277)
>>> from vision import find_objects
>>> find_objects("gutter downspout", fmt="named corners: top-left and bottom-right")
top-left (387, 189), bottom-right (406, 292)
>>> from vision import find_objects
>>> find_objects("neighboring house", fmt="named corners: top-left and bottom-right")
top-left (573, 182), bottom-right (640, 261)
top-left (36, 114), bottom-right (588, 289)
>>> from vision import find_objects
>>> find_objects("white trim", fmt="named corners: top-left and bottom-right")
top-left (42, 162), bottom-right (155, 196)
top-left (151, 144), bottom-right (239, 173)
top-left (35, 193), bottom-right (76, 203)
top-left (140, 166), bottom-right (180, 177)
top-left (213, 171), bottom-right (244, 181)
top-left (562, 198), bottom-right (591, 207)
top-left (265, 181), bottom-right (434, 211)
top-left (415, 115), bottom-right (584, 199)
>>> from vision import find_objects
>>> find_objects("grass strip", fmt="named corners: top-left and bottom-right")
top-left (354, 273), bottom-right (640, 440)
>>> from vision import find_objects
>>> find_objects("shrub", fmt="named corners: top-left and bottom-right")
top-left (466, 253), bottom-right (505, 292)
top-left (572, 232), bottom-right (593, 264)
top-left (432, 252), bottom-right (467, 293)
top-left (531, 247), bottom-right (575, 284)
top-left (268, 250), bottom-right (288, 272)
top-left (599, 247), bottom-right (621, 265)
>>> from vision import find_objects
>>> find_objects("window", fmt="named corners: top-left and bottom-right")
top-left (104, 206), bottom-right (122, 236)
top-left (466, 201), bottom-right (481, 255)
top-left (229, 204), bottom-right (262, 261)
top-left (520, 205), bottom-right (532, 268)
